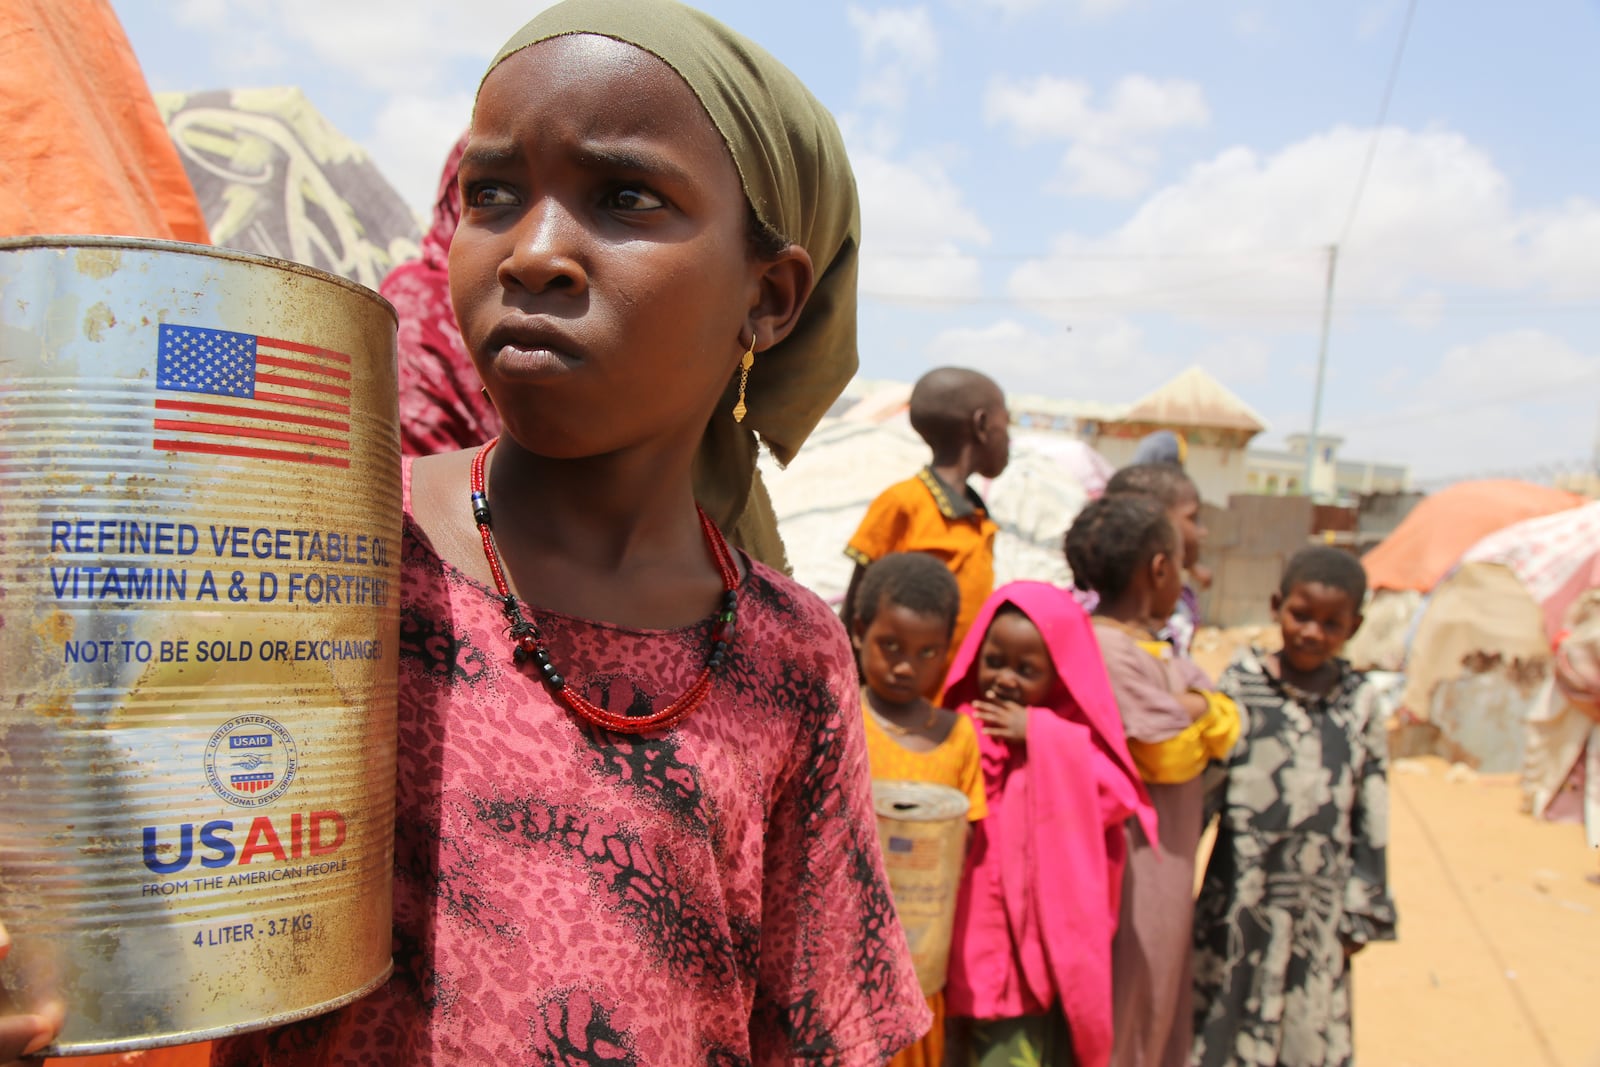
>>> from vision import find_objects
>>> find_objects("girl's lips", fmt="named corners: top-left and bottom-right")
top-left (483, 319), bottom-right (583, 375)
top-left (493, 342), bottom-right (571, 377)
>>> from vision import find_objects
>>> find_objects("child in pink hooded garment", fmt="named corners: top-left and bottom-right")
top-left (943, 581), bottom-right (1156, 1067)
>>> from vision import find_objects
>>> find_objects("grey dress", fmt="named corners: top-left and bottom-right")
top-left (1191, 648), bottom-right (1397, 1067)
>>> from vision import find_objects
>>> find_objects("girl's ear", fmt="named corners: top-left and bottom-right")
top-left (748, 244), bottom-right (815, 351)
top-left (1269, 591), bottom-right (1283, 614)
top-left (1148, 550), bottom-right (1170, 586)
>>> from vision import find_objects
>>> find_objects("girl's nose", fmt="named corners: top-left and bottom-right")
top-left (499, 197), bottom-right (587, 297)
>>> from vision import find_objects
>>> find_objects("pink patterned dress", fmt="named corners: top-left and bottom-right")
top-left (213, 462), bottom-right (928, 1065)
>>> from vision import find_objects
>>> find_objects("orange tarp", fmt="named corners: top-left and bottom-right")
top-left (0, 0), bottom-right (208, 243)
top-left (1363, 479), bottom-right (1586, 593)
top-left (8, 5), bottom-right (209, 1058)
top-left (46, 1044), bottom-right (212, 1067)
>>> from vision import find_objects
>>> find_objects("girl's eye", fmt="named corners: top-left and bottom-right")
top-left (918, 648), bottom-right (939, 660)
top-left (464, 181), bottom-right (517, 209)
top-left (606, 186), bottom-right (664, 211)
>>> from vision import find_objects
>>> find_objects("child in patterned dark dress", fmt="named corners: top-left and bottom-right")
top-left (1191, 546), bottom-right (1397, 1067)
top-left (0, 1), bottom-right (929, 1063)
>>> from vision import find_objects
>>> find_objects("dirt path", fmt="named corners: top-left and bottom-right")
top-left (1354, 758), bottom-right (1600, 1066)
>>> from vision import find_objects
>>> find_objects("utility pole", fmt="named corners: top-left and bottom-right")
top-left (1305, 244), bottom-right (1339, 501)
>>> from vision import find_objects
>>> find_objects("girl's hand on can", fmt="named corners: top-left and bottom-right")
top-left (0, 923), bottom-right (63, 1065)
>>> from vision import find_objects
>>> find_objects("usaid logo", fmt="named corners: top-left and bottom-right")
top-left (204, 714), bottom-right (298, 807)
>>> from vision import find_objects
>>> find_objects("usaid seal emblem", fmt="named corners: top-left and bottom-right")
top-left (205, 714), bottom-right (298, 807)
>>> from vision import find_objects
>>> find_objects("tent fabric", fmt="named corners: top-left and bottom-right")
top-left (1522, 591), bottom-right (1600, 841)
top-left (759, 416), bottom-right (1094, 607)
top-left (1362, 480), bottom-right (1586, 594)
top-left (1400, 560), bottom-right (1549, 720)
top-left (1460, 501), bottom-right (1600, 644)
top-left (155, 87), bottom-right (421, 290)
top-left (0, 0), bottom-right (209, 243)
top-left (1341, 588), bottom-right (1423, 672)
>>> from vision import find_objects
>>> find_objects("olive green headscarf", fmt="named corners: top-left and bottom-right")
top-left (483, 0), bottom-right (861, 572)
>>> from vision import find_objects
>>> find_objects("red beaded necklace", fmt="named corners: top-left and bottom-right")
top-left (469, 437), bottom-right (740, 734)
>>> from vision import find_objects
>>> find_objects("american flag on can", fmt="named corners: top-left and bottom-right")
top-left (230, 772), bottom-right (275, 794)
top-left (153, 323), bottom-right (352, 468)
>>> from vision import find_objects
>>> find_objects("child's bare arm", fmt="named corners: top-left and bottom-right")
top-left (1177, 689), bottom-right (1210, 720)
top-left (1340, 684), bottom-right (1398, 953)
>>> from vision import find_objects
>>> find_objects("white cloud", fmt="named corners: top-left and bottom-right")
top-left (173, 0), bottom-right (227, 27)
top-left (1420, 329), bottom-right (1600, 404)
top-left (1006, 125), bottom-right (1600, 328)
top-left (367, 93), bottom-right (476, 226)
top-left (1193, 334), bottom-right (1272, 386)
top-left (962, 0), bottom-right (1138, 14)
top-left (851, 151), bottom-right (989, 301)
top-left (165, 0), bottom-right (545, 94)
top-left (925, 317), bottom-right (1176, 401)
top-left (847, 6), bottom-right (939, 112)
top-left (1330, 329), bottom-right (1600, 476)
top-left (985, 74), bottom-right (1209, 198)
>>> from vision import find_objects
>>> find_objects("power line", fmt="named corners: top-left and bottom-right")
top-left (1330, 367), bottom-right (1600, 432)
top-left (863, 246), bottom-right (1328, 263)
top-left (1413, 455), bottom-right (1597, 490)
top-left (1340, 0), bottom-right (1421, 245)
top-left (856, 290), bottom-right (1600, 315)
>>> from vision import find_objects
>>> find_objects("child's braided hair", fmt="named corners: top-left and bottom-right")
top-left (1064, 492), bottom-right (1177, 602)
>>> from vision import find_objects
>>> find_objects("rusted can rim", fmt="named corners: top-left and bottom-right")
top-left (0, 235), bottom-right (399, 326)
top-left (36, 961), bottom-right (395, 1057)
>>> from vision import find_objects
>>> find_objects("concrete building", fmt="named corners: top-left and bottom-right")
top-left (1246, 433), bottom-right (1410, 503)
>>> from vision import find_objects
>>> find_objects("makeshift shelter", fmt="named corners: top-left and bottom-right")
top-left (1459, 501), bottom-right (1600, 644)
top-left (1362, 480), bottom-right (1586, 594)
top-left (760, 407), bottom-right (1097, 607)
top-left (1400, 561), bottom-right (1550, 772)
top-left (1523, 590), bottom-right (1600, 839)
top-left (1342, 588), bottom-right (1424, 672)
top-left (0, 0), bottom-right (208, 242)
top-left (155, 87), bottom-right (422, 290)
top-left (1396, 505), bottom-right (1600, 773)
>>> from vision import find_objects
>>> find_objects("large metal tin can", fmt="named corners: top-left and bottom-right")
top-left (871, 781), bottom-right (970, 998)
top-left (0, 237), bottom-right (400, 1054)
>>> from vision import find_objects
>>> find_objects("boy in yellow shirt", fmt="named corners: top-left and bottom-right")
top-left (842, 367), bottom-right (1009, 686)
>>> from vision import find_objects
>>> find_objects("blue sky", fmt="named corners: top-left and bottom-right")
top-left (113, 0), bottom-right (1600, 483)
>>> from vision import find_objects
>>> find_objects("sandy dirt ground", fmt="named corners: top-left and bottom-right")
top-left (1352, 756), bottom-right (1600, 1067)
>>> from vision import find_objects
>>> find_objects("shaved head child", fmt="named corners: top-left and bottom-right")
top-left (843, 367), bottom-right (1011, 690)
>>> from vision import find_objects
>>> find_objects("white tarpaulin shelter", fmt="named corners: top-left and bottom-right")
top-left (761, 394), bottom-right (1099, 608)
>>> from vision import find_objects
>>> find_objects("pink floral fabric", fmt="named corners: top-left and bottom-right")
top-left (212, 461), bottom-right (928, 1065)
top-left (381, 132), bottom-right (502, 457)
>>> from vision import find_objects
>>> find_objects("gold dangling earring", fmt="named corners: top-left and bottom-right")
top-left (732, 335), bottom-right (756, 423)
